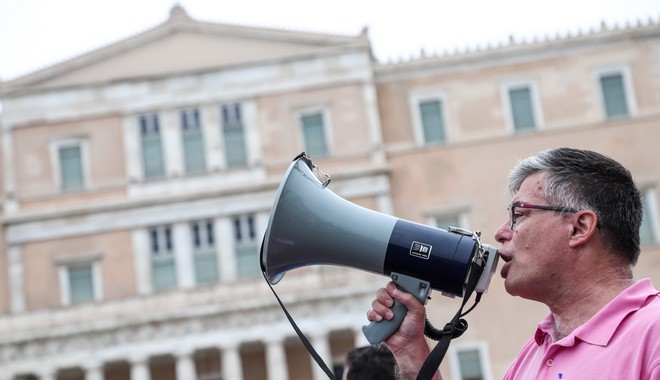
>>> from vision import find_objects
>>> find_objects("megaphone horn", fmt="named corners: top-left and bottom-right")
top-left (260, 153), bottom-right (498, 345)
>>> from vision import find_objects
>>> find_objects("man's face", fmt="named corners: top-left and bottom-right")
top-left (493, 172), bottom-right (573, 302)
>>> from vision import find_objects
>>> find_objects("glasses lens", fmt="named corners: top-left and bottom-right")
top-left (508, 203), bottom-right (515, 229)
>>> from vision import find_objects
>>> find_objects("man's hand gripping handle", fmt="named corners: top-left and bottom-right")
top-left (362, 272), bottom-right (431, 346)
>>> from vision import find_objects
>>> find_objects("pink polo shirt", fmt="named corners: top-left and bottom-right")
top-left (504, 278), bottom-right (660, 380)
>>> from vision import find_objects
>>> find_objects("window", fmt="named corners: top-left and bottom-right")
top-left (450, 344), bottom-right (492, 380)
top-left (233, 215), bottom-right (260, 278)
top-left (140, 113), bottom-right (165, 179)
top-left (56, 141), bottom-right (86, 191)
top-left (56, 253), bottom-right (103, 306)
top-left (221, 103), bottom-right (247, 167)
top-left (435, 214), bottom-right (462, 230)
top-left (410, 91), bottom-right (447, 146)
top-left (599, 72), bottom-right (630, 119)
top-left (192, 220), bottom-right (219, 284)
top-left (150, 226), bottom-right (177, 291)
top-left (507, 85), bottom-right (538, 132)
top-left (181, 108), bottom-right (206, 174)
top-left (640, 188), bottom-right (659, 245)
top-left (300, 111), bottom-right (328, 157)
top-left (457, 348), bottom-right (485, 380)
top-left (419, 99), bottom-right (446, 144)
top-left (68, 265), bottom-right (95, 304)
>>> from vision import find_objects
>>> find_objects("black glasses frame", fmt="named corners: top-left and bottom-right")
top-left (508, 201), bottom-right (579, 229)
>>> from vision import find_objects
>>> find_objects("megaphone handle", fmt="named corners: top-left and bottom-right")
top-left (362, 272), bottom-right (431, 346)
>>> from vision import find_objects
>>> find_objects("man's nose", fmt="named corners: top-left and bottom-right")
top-left (494, 221), bottom-right (512, 244)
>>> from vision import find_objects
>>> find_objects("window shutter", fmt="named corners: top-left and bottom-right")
top-left (301, 113), bottom-right (328, 157)
top-left (640, 191), bottom-right (656, 244)
top-left (457, 349), bottom-right (484, 380)
top-left (600, 74), bottom-right (629, 118)
top-left (420, 100), bottom-right (445, 143)
top-left (69, 266), bottom-right (94, 304)
top-left (509, 87), bottom-right (536, 131)
top-left (222, 104), bottom-right (247, 167)
top-left (59, 145), bottom-right (84, 191)
top-left (183, 128), bottom-right (206, 174)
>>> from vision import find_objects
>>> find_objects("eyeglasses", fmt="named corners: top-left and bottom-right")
top-left (508, 201), bottom-right (579, 229)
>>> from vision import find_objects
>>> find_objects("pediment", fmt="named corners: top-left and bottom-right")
top-left (1, 6), bottom-right (369, 95)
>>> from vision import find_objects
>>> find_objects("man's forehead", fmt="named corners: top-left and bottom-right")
top-left (513, 173), bottom-right (545, 201)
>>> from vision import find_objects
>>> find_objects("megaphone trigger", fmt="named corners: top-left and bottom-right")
top-left (361, 272), bottom-right (431, 346)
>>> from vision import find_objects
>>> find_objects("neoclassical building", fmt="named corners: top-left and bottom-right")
top-left (0, 6), bottom-right (658, 380)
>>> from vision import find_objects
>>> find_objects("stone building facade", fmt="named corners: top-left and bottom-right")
top-left (0, 6), bottom-right (659, 380)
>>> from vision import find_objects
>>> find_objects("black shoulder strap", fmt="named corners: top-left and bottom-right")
top-left (263, 270), bottom-right (337, 380)
top-left (416, 260), bottom-right (484, 380)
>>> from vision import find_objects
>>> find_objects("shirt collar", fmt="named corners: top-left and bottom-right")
top-left (534, 278), bottom-right (659, 347)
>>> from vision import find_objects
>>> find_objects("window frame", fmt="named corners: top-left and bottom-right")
top-left (594, 65), bottom-right (637, 120)
top-left (640, 186), bottom-right (660, 245)
top-left (501, 80), bottom-right (544, 134)
top-left (50, 138), bottom-right (90, 192)
top-left (55, 252), bottom-right (103, 306)
top-left (191, 219), bottom-right (219, 285)
top-left (233, 214), bottom-right (260, 279)
top-left (139, 112), bottom-right (166, 179)
top-left (220, 102), bottom-right (248, 168)
top-left (449, 342), bottom-right (493, 380)
top-left (149, 225), bottom-right (178, 292)
top-left (297, 107), bottom-right (332, 158)
top-left (180, 107), bottom-right (207, 174)
top-left (409, 90), bottom-right (449, 146)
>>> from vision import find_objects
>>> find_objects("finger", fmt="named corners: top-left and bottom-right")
top-left (376, 287), bottom-right (394, 307)
top-left (390, 285), bottom-right (424, 314)
top-left (370, 296), bottom-right (395, 320)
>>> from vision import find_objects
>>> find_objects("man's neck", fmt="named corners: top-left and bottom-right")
top-left (549, 272), bottom-right (634, 341)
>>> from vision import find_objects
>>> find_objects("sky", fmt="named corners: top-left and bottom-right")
top-left (1, 0), bottom-right (660, 81)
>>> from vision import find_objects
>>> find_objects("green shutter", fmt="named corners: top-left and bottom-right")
top-left (419, 100), bottom-right (445, 144)
top-left (152, 255), bottom-right (177, 291)
top-left (59, 145), bottom-right (84, 191)
top-left (435, 215), bottom-right (461, 230)
top-left (640, 191), bottom-right (656, 244)
top-left (183, 129), bottom-right (206, 174)
top-left (236, 243), bottom-right (260, 278)
top-left (509, 87), bottom-right (536, 131)
top-left (600, 74), bottom-right (629, 118)
top-left (301, 113), bottom-right (328, 157)
top-left (457, 349), bottom-right (484, 380)
top-left (223, 123), bottom-right (247, 167)
top-left (69, 266), bottom-right (94, 304)
top-left (194, 248), bottom-right (219, 284)
top-left (141, 134), bottom-right (165, 179)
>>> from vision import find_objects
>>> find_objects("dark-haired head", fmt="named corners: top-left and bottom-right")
top-left (509, 147), bottom-right (642, 264)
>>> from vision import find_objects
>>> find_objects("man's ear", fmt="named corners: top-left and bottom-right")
top-left (568, 210), bottom-right (599, 248)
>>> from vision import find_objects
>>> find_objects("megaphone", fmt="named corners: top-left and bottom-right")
top-left (261, 153), bottom-right (499, 345)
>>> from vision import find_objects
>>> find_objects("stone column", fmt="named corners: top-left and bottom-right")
top-left (173, 222), bottom-right (194, 289)
top-left (39, 369), bottom-right (57, 380)
top-left (8, 245), bottom-right (25, 312)
top-left (353, 328), bottom-right (371, 348)
top-left (175, 349), bottom-right (196, 380)
top-left (310, 332), bottom-right (333, 380)
top-left (85, 361), bottom-right (104, 380)
top-left (264, 337), bottom-right (288, 380)
top-left (200, 104), bottom-right (223, 171)
top-left (220, 342), bottom-right (244, 380)
top-left (130, 355), bottom-right (151, 380)
top-left (161, 109), bottom-right (184, 177)
top-left (216, 217), bottom-right (237, 282)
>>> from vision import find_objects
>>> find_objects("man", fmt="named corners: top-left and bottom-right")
top-left (342, 345), bottom-right (398, 380)
top-left (367, 147), bottom-right (660, 379)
